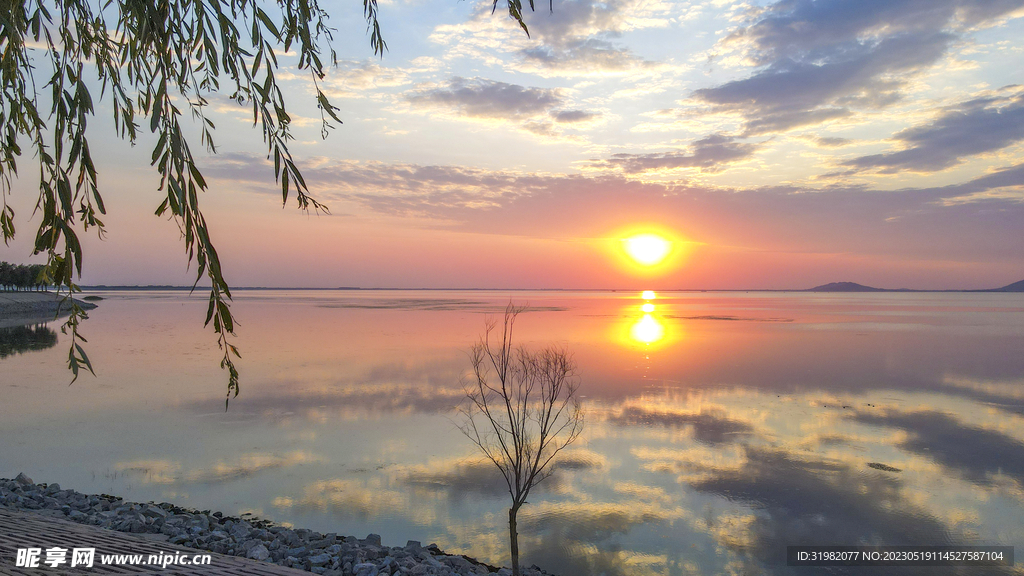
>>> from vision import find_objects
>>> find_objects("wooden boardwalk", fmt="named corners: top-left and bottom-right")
top-left (0, 507), bottom-right (308, 575)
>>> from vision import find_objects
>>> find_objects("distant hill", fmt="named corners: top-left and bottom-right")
top-left (808, 282), bottom-right (886, 292)
top-left (806, 279), bottom-right (1024, 292)
top-left (990, 280), bottom-right (1024, 292)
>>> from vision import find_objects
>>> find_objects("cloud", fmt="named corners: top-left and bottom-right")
top-left (402, 77), bottom-right (601, 138)
top-left (513, 0), bottom-right (679, 75)
top-left (429, 0), bottom-right (674, 76)
top-left (405, 77), bottom-right (563, 119)
top-left (590, 133), bottom-right (758, 173)
top-left (696, 31), bottom-right (952, 134)
top-left (550, 109), bottom-right (601, 123)
top-left (801, 134), bottom-right (854, 148)
top-left (204, 153), bottom-right (1024, 268)
top-left (725, 0), bottom-right (1021, 64)
top-left (843, 87), bottom-right (1024, 172)
top-left (518, 37), bottom-right (655, 75)
top-left (322, 60), bottom-right (412, 98)
top-left (692, 0), bottom-right (1024, 135)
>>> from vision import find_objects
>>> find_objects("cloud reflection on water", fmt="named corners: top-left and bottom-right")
top-left (607, 406), bottom-right (754, 446)
top-left (854, 409), bottom-right (1024, 488)
top-left (114, 451), bottom-right (323, 485)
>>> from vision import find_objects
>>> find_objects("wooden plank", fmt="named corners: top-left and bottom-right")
top-left (0, 508), bottom-right (309, 575)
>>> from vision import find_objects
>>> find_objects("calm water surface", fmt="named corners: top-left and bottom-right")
top-left (2, 290), bottom-right (1024, 575)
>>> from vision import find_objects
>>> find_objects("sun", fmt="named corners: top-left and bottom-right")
top-left (622, 234), bottom-right (672, 266)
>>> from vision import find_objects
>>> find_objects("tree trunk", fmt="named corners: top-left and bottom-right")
top-left (509, 505), bottom-right (521, 576)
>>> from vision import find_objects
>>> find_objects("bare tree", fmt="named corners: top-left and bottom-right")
top-left (459, 302), bottom-right (584, 576)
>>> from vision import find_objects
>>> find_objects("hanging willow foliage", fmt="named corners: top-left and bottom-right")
top-left (0, 0), bottom-right (538, 406)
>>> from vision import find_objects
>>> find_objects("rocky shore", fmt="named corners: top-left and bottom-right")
top-left (1, 474), bottom-right (552, 576)
top-left (0, 292), bottom-right (97, 328)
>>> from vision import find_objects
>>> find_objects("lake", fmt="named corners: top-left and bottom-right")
top-left (2, 290), bottom-right (1024, 575)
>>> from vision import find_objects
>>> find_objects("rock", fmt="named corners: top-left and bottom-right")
top-left (229, 520), bottom-right (252, 540)
top-left (309, 553), bottom-right (332, 566)
top-left (354, 562), bottom-right (380, 576)
top-left (0, 476), bottom-right (555, 576)
top-left (287, 546), bottom-right (309, 558)
top-left (190, 516), bottom-right (210, 532)
top-left (309, 537), bottom-right (333, 549)
top-left (445, 556), bottom-right (475, 572)
top-left (247, 544), bottom-right (271, 561)
top-left (240, 539), bottom-right (262, 554)
top-left (142, 505), bottom-right (168, 519)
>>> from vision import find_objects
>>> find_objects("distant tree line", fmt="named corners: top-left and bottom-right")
top-left (0, 262), bottom-right (51, 291)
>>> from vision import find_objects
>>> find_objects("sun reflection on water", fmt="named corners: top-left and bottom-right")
top-left (630, 314), bottom-right (665, 344)
top-left (622, 291), bottom-right (671, 349)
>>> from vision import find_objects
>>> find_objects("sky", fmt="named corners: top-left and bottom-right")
top-left (4, 0), bottom-right (1024, 289)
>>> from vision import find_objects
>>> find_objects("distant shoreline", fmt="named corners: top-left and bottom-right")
top-left (75, 284), bottom-right (1024, 293)
top-left (0, 292), bottom-right (98, 329)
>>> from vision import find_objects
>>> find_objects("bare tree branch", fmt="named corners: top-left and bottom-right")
top-left (457, 301), bottom-right (584, 576)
